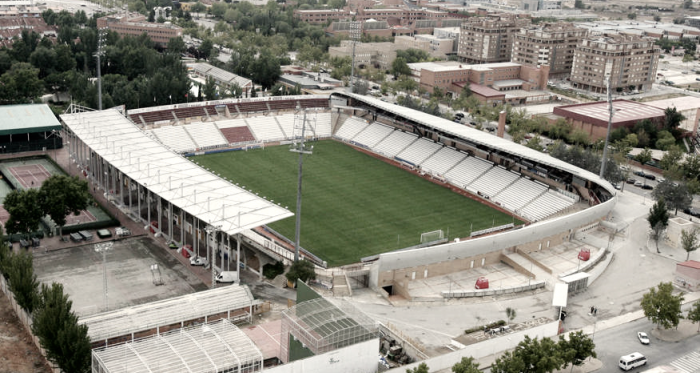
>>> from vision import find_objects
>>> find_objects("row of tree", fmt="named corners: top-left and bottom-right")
top-left (0, 233), bottom-right (91, 372)
top-left (641, 282), bottom-right (700, 331)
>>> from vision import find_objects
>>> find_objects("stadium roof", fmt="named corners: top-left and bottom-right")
top-left (188, 62), bottom-right (252, 88)
top-left (80, 285), bottom-right (258, 343)
top-left (0, 104), bottom-right (61, 135)
top-left (333, 92), bottom-right (612, 189)
top-left (92, 319), bottom-right (263, 373)
top-left (60, 109), bottom-right (293, 236)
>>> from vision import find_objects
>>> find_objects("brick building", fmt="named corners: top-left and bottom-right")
top-left (328, 41), bottom-right (397, 71)
top-left (570, 34), bottom-right (660, 93)
top-left (458, 15), bottom-right (532, 64)
top-left (97, 15), bottom-right (183, 45)
top-left (511, 22), bottom-right (588, 77)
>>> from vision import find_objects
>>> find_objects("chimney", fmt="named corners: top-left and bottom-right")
top-left (497, 110), bottom-right (506, 138)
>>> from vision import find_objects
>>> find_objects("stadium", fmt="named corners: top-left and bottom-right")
top-left (60, 92), bottom-right (616, 299)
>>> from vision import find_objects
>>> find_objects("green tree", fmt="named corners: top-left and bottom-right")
top-left (652, 180), bottom-right (692, 215)
top-left (167, 37), bottom-right (186, 55)
top-left (202, 76), bottom-right (218, 99)
top-left (683, 0), bottom-right (693, 9)
top-left (681, 228), bottom-right (699, 261)
top-left (396, 49), bottom-right (431, 63)
top-left (7, 250), bottom-right (39, 313)
top-left (574, 0), bottom-right (585, 8)
top-left (392, 56), bottom-right (411, 77)
top-left (640, 282), bottom-right (684, 329)
top-left (648, 199), bottom-right (669, 253)
top-left (506, 307), bottom-right (517, 322)
top-left (635, 148), bottom-right (653, 166)
top-left (285, 260), bottom-right (316, 284)
top-left (199, 39), bottom-right (214, 61)
top-left (452, 356), bottom-right (480, 373)
top-left (526, 136), bottom-right (544, 151)
top-left (655, 130), bottom-right (676, 150)
top-left (3, 189), bottom-right (44, 239)
top-left (0, 228), bottom-right (11, 279)
top-left (407, 362), bottom-right (429, 373)
top-left (558, 331), bottom-right (597, 372)
top-left (628, 13), bottom-right (637, 19)
top-left (660, 146), bottom-right (684, 171)
top-left (688, 301), bottom-right (700, 331)
top-left (683, 154), bottom-right (700, 180)
top-left (38, 175), bottom-right (90, 237)
top-left (32, 282), bottom-right (91, 373)
top-left (0, 62), bottom-right (44, 103)
top-left (664, 107), bottom-right (685, 132)
top-left (492, 336), bottom-right (564, 373)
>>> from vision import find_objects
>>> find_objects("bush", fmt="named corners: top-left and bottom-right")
top-left (262, 261), bottom-right (284, 279)
top-left (464, 320), bottom-right (506, 334)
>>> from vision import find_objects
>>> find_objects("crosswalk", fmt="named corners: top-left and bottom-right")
top-left (671, 352), bottom-right (700, 373)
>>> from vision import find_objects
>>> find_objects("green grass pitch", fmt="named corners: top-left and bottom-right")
top-left (193, 141), bottom-right (521, 267)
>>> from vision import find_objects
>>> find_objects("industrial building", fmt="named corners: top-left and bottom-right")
top-left (570, 34), bottom-right (660, 93)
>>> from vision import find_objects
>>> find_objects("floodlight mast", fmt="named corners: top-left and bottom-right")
top-left (290, 109), bottom-right (313, 262)
top-left (599, 63), bottom-right (614, 180)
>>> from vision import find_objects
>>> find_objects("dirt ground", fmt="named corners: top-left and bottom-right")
top-left (0, 290), bottom-right (52, 373)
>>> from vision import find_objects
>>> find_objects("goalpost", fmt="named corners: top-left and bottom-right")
top-left (420, 229), bottom-right (445, 244)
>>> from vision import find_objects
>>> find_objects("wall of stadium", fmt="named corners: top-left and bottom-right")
top-left (266, 339), bottom-right (379, 373)
top-left (370, 195), bottom-right (616, 290)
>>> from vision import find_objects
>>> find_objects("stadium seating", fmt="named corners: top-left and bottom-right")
top-left (396, 138), bottom-right (442, 166)
top-left (444, 156), bottom-right (493, 187)
top-left (372, 130), bottom-right (419, 159)
top-left (173, 106), bottom-right (207, 121)
top-left (520, 191), bottom-right (576, 221)
top-left (150, 126), bottom-right (197, 153)
top-left (312, 112), bottom-right (332, 138)
top-left (275, 114), bottom-right (297, 138)
top-left (420, 147), bottom-right (467, 176)
top-left (246, 116), bottom-right (286, 142)
top-left (298, 98), bottom-right (329, 109)
top-left (492, 178), bottom-right (548, 212)
top-left (219, 126), bottom-right (256, 144)
top-left (334, 117), bottom-right (370, 142)
top-left (184, 122), bottom-right (227, 150)
top-left (352, 122), bottom-right (394, 148)
top-left (236, 100), bottom-right (270, 113)
top-left (268, 99), bottom-right (298, 111)
top-left (470, 167), bottom-right (520, 198)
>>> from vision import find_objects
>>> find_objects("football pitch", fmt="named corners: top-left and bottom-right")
top-left (193, 141), bottom-right (521, 267)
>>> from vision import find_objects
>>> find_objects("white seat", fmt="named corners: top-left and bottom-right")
top-left (396, 138), bottom-right (442, 166)
top-left (334, 117), bottom-right (369, 141)
top-left (421, 147), bottom-right (467, 176)
top-left (372, 130), bottom-right (418, 158)
top-left (150, 126), bottom-right (197, 153)
top-left (184, 122), bottom-right (227, 150)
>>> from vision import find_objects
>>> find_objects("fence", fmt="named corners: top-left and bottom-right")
top-left (441, 281), bottom-right (546, 298)
top-left (0, 274), bottom-right (59, 373)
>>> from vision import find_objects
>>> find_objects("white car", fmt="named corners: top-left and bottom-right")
top-left (637, 332), bottom-right (650, 345)
top-left (190, 256), bottom-right (209, 266)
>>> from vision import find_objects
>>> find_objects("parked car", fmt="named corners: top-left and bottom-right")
top-left (634, 171), bottom-right (646, 177)
top-left (626, 178), bottom-right (636, 184)
top-left (644, 174), bottom-right (656, 181)
top-left (684, 208), bottom-right (700, 218)
top-left (637, 332), bottom-right (650, 345)
top-left (642, 184), bottom-right (654, 190)
top-left (190, 256), bottom-right (209, 266)
top-left (657, 177), bottom-right (665, 183)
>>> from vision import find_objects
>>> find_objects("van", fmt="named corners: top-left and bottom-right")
top-left (215, 271), bottom-right (239, 283)
top-left (619, 352), bottom-right (646, 371)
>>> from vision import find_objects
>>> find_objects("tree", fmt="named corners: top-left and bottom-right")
top-left (655, 130), bottom-right (676, 150)
top-left (167, 37), bottom-right (186, 55)
top-left (574, 0), bottom-right (585, 8)
top-left (38, 175), bottom-right (90, 237)
top-left (202, 76), bottom-right (218, 99)
top-left (199, 39), bottom-right (214, 61)
top-left (664, 107), bottom-right (685, 132)
top-left (647, 199), bottom-right (669, 253)
top-left (683, 0), bottom-right (693, 9)
top-left (391, 57), bottom-right (411, 77)
top-left (652, 180), bottom-right (692, 215)
top-left (32, 282), bottom-right (91, 373)
top-left (558, 331), bottom-right (596, 372)
top-left (3, 189), bottom-right (44, 239)
top-left (0, 62), bottom-right (44, 103)
top-left (407, 362), bottom-right (429, 373)
top-left (640, 282), bottom-right (684, 330)
top-left (688, 301), bottom-right (700, 331)
top-left (452, 356), bottom-right (480, 373)
top-left (285, 260), bottom-right (316, 284)
top-left (681, 229), bottom-right (699, 261)
top-left (7, 250), bottom-right (39, 313)
top-left (506, 307), bottom-right (517, 323)
top-left (627, 13), bottom-right (637, 20)
top-left (635, 148), bottom-right (653, 166)
top-left (492, 336), bottom-right (564, 373)
top-left (660, 146), bottom-right (684, 171)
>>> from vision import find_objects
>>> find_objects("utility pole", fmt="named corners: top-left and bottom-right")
top-left (95, 28), bottom-right (107, 110)
top-left (290, 109), bottom-right (313, 262)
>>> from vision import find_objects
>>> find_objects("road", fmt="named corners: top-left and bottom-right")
top-left (594, 316), bottom-right (700, 373)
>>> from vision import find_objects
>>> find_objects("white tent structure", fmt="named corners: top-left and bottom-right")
top-left (91, 319), bottom-right (263, 373)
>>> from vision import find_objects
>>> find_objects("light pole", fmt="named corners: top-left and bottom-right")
top-left (599, 75), bottom-right (614, 180)
top-left (349, 21), bottom-right (362, 93)
top-left (95, 242), bottom-right (113, 312)
top-left (290, 110), bottom-right (313, 262)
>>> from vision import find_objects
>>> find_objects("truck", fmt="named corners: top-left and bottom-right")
top-left (215, 271), bottom-right (239, 283)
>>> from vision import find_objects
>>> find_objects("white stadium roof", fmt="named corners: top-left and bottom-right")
top-left (61, 109), bottom-right (294, 235)
top-left (336, 92), bottom-right (612, 191)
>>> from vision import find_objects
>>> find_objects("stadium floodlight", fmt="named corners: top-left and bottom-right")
top-left (290, 109), bottom-right (313, 262)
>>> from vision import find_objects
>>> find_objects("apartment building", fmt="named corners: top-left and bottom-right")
top-left (457, 15), bottom-right (532, 64)
top-left (97, 15), bottom-right (183, 45)
top-left (328, 41), bottom-right (397, 70)
top-left (511, 22), bottom-right (588, 76)
top-left (570, 34), bottom-right (660, 93)
top-left (294, 8), bottom-right (453, 26)
top-left (293, 9), bottom-right (352, 24)
top-left (394, 34), bottom-right (455, 58)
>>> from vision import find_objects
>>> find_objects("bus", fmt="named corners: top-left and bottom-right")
top-left (619, 352), bottom-right (647, 371)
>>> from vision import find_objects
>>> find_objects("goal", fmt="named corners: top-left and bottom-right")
top-left (420, 230), bottom-right (445, 244)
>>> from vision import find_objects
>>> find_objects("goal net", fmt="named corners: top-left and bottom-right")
top-left (420, 230), bottom-right (445, 244)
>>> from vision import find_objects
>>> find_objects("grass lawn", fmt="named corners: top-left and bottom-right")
top-left (193, 141), bottom-right (520, 267)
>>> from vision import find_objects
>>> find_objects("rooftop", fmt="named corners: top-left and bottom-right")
top-left (0, 104), bottom-right (62, 135)
top-left (553, 100), bottom-right (665, 125)
top-left (645, 96), bottom-right (700, 112)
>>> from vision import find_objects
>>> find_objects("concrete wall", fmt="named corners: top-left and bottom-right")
top-left (385, 320), bottom-right (559, 373)
top-left (370, 196), bottom-right (615, 289)
top-left (266, 339), bottom-right (380, 373)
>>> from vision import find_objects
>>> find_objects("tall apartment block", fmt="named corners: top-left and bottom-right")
top-left (570, 34), bottom-right (660, 93)
top-left (511, 22), bottom-right (588, 77)
top-left (457, 15), bottom-right (531, 64)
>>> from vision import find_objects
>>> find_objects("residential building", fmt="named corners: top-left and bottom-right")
top-left (458, 15), bottom-right (532, 64)
top-left (293, 9), bottom-right (351, 24)
top-left (394, 34), bottom-right (455, 58)
top-left (511, 22), bottom-right (588, 76)
top-left (326, 20), bottom-right (398, 39)
top-left (0, 15), bottom-right (56, 48)
top-left (97, 14), bottom-right (183, 45)
top-left (329, 41), bottom-right (397, 71)
top-left (570, 34), bottom-right (660, 93)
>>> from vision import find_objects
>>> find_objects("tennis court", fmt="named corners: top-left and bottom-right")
top-left (8, 164), bottom-right (52, 188)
